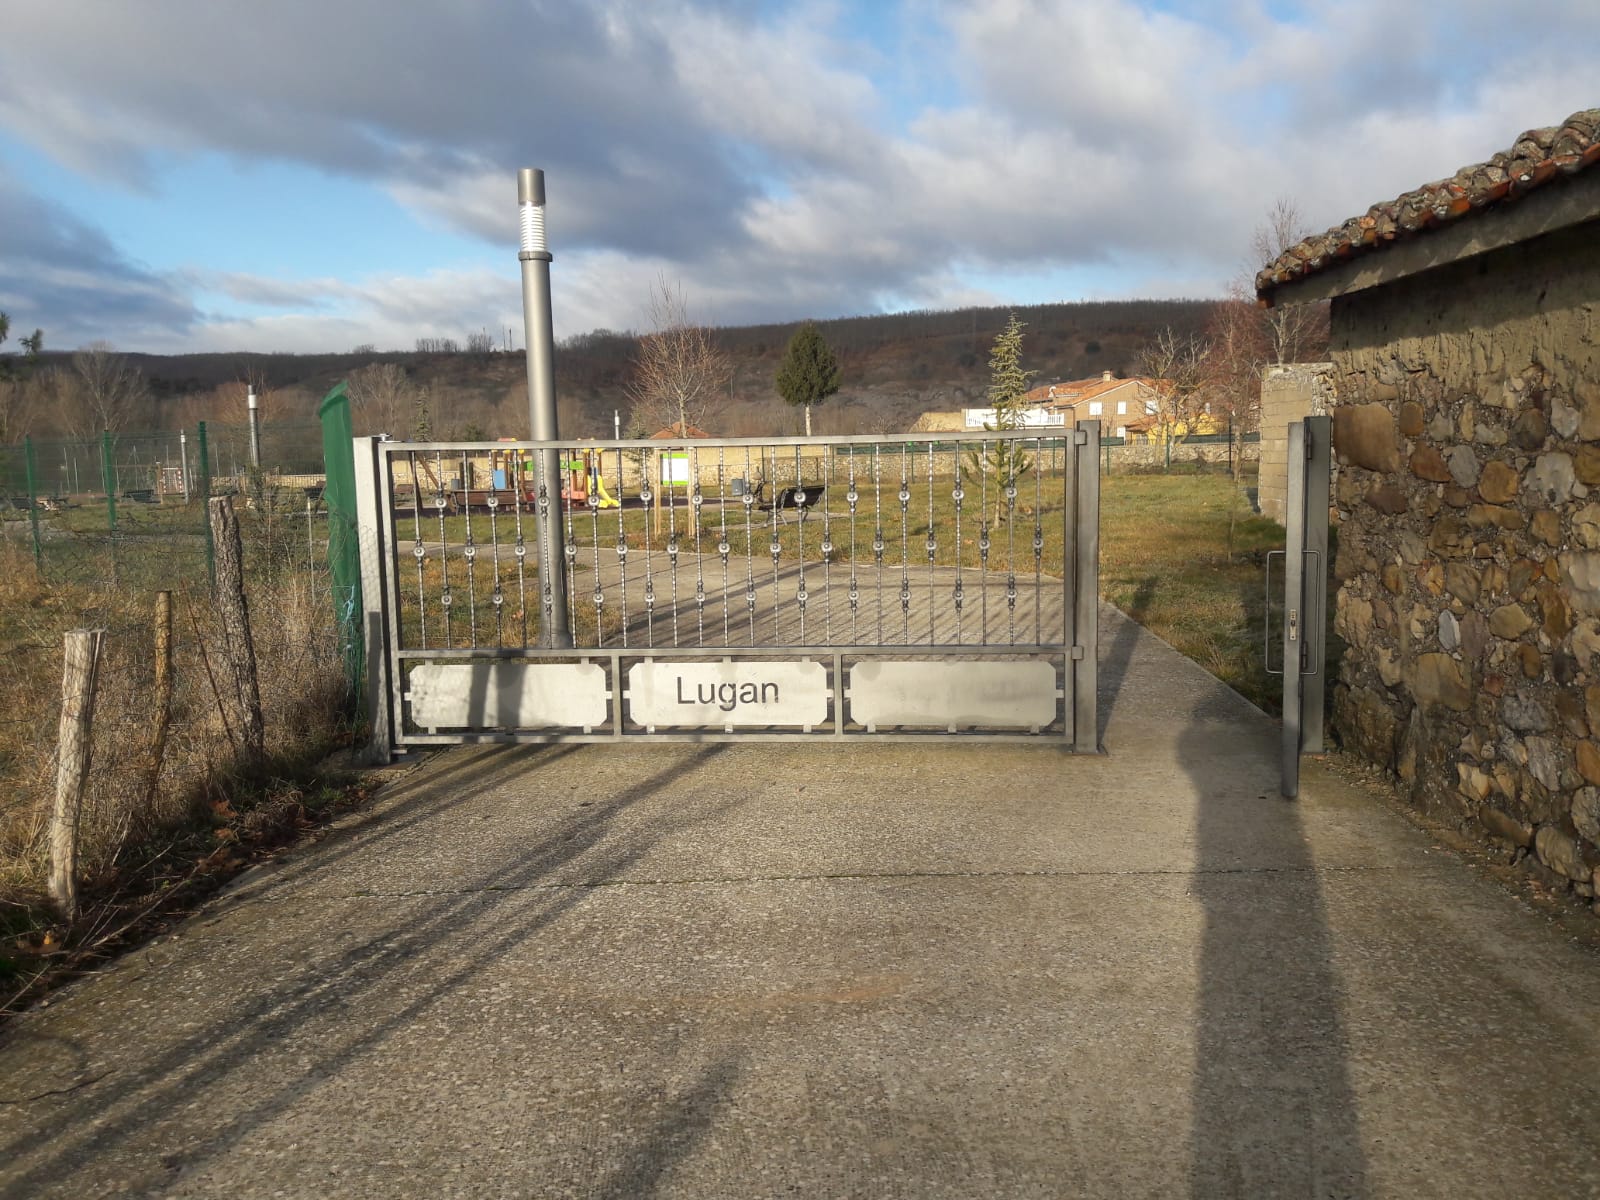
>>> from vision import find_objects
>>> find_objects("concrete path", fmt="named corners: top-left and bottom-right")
top-left (3, 606), bottom-right (1599, 1198)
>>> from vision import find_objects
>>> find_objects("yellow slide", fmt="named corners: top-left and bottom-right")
top-left (591, 468), bottom-right (621, 509)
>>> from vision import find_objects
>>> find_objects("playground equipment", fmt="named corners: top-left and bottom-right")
top-left (558, 447), bottom-right (620, 509)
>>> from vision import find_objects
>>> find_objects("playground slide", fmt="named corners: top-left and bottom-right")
top-left (592, 472), bottom-right (621, 509)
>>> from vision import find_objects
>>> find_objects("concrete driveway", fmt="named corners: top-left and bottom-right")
top-left (2, 605), bottom-right (1598, 1198)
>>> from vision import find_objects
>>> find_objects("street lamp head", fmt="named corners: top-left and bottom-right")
top-left (517, 168), bottom-right (549, 261)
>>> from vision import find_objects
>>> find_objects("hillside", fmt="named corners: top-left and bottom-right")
top-left (23, 299), bottom-right (1220, 456)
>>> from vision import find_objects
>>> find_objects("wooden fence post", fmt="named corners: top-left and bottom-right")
top-left (208, 497), bottom-right (264, 761)
top-left (49, 628), bottom-right (107, 921)
top-left (142, 591), bottom-right (173, 809)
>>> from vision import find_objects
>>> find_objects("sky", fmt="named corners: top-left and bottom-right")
top-left (0, 0), bottom-right (1594, 355)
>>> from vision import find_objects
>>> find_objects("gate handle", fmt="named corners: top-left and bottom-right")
top-left (1264, 549), bottom-right (1322, 677)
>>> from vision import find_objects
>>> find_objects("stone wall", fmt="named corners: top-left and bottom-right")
top-left (1258, 363), bottom-right (1335, 523)
top-left (1326, 219), bottom-right (1600, 905)
top-left (1103, 439), bottom-right (1258, 473)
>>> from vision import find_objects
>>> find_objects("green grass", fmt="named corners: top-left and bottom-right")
top-left (1099, 473), bottom-right (1286, 713)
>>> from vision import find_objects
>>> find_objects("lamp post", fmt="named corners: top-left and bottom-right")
top-left (246, 387), bottom-right (262, 470)
top-left (517, 168), bottom-right (570, 648)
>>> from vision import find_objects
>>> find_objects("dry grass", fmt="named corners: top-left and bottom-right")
top-left (0, 519), bottom-right (354, 1011)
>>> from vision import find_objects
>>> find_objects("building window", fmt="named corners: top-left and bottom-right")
top-left (1145, 399), bottom-right (1159, 415)
top-left (1088, 401), bottom-right (1102, 416)
top-left (1116, 401), bottom-right (1127, 415)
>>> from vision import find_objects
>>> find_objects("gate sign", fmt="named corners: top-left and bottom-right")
top-left (848, 660), bottom-right (1057, 729)
top-left (628, 660), bottom-right (828, 728)
top-left (409, 663), bottom-right (609, 730)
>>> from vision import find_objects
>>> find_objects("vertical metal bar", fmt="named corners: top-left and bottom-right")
top-left (198, 422), bottom-right (214, 588)
top-left (667, 443), bottom-right (680, 646)
top-left (847, 448), bottom-right (859, 643)
top-left (513, 450), bottom-right (529, 647)
top-left (1301, 414), bottom-right (1331, 755)
top-left (1281, 419), bottom-right (1308, 798)
top-left (743, 445), bottom-right (756, 644)
top-left (718, 446), bottom-right (730, 645)
top-left (926, 441), bottom-right (935, 645)
top-left (873, 444), bottom-right (884, 646)
top-left (794, 444), bottom-right (808, 645)
top-left (436, 452), bottom-right (452, 648)
top-left (979, 439), bottom-right (989, 644)
top-left (1073, 421), bottom-right (1100, 753)
top-left (898, 445), bottom-right (910, 644)
top-left (616, 443), bottom-right (630, 648)
top-left (642, 449), bottom-right (656, 646)
top-left (1034, 435), bottom-right (1044, 646)
top-left (489, 488), bottom-right (505, 649)
top-left (692, 447), bottom-right (705, 647)
top-left (589, 449), bottom-right (605, 648)
top-left (517, 168), bottom-right (571, 649)
top-left (562, 451), bottom-right (579, 646)
top-left (462, 452), bottom-right (478, 647)
top-left (411, 451), bottom-right (428, 649)
top-left (769, 444), bottom-right (782, 643)
top-left (821, 448), bottom-right (833, 645)
top-left (952, 438), bottom-right (963, 645)
top-left (24, 436), bottom-right (41, 572)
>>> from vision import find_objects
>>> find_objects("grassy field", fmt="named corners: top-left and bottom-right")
top-left (1099, 470), bottom-right (1286, 714)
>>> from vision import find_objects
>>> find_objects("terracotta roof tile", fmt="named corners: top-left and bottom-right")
top-left (1256, 108), bottom-right (1600, 303)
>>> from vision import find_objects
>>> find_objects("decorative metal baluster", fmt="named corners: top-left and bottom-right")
top-left (1033, 435), bottom-right (1045, 645)
top-left (488, 488), bottom-right (503, 649)
top-left (513, 450), bottom-right (529, 646)
top-left (641, 450), bottom-right (655, 646)
top-left (926, 441), bottom-right (936, 645)
top-left (979, 440), bottom-right (990, 645)
top-left (718, 446), bottom-right (731, 646)
top-left (742, 445), bottom-right (757, 644)
top-left (769, 444), bottom-right (782, 644)
top-left (560, 450), bottom-right (578, 646)
top-left (691, 447), bottom-right (706, 647)
top-left (1005, 451), bottom-right (1018, 646)
top-left (411, 451), bottom-right (427, 649)
top-left (846, 448), bottom-right (859, 644)
top-left (666, 444), bottom-right (680, 646)
top-left (952, 439), bottom-right (964, 646)
top-left (820, 449), bottom-right (833, 645)
top-left (873, 443), bottom-right (884, 646)
top-left (535, 459), bottom-right (553, 643)
top-left (898, 445), bottom-right (910, 645)
top-left (461, 452), bottom-right (479, 647)
top-left (587, 448), bottom-right (604, 647)
top-left (435, 452), bottom-right (452, 648)
top-left (614, 443), bottom-right (629, 648)
top-left (794, 445), bottom-right (808, 645)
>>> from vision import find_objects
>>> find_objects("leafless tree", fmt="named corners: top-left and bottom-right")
top-left (1253, 198), bottom-right (1330, 365)
top-left (347, 362), bottom-right (416, 436)
top-left (1202, 281), bottom-right (1273, 433)
top-left (67, 342), bottom-right (147, 438)
top-left (626, 277), bottom-right (730, 437)
top-left (1138, 327), bottom-right (1212, 437)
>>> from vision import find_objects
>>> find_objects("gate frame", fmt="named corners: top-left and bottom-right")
top-left (1272, 415), bottom-right (1330, 797)
top-left (354, 426), bottom-right (1101, 756)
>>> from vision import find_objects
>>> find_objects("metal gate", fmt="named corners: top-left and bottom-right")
top-left (1267, 415), bottom-right (1331, 797)
top-left (353, 427), bottom-right (1101, 754)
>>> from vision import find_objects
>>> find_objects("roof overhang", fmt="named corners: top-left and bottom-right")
top-left (1264, 169), bottom-right (1600, 308)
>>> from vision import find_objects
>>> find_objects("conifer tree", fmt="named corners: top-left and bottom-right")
top-left (967, 312), bottom-right (1035, 525)
top-left (775, 321), bottom-right (841, 436)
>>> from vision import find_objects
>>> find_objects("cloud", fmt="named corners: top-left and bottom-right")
top-left (0, 168), bottom-right (196, 348)
top-left (0, 0), bottom-right (1595, 351)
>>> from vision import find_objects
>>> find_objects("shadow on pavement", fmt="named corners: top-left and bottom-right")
top-left (1097, 577), bottom-right (1157, 745)
top-left (0, 744), bottom-right (738, 1199)
top-left (1179, 660), bottom-right (1368, 1194)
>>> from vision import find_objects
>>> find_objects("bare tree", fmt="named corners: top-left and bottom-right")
top-left (347, 362), bottom-right (416, 436)
top-left (68, 342), bottom-right (148, 437)
top-left (1202, 281), bottom-right (1272, 433)
top-left (626, 277), bottom-right (730, 437)
top-left (1253, 198), bottom-right (1330, 365)
top-left (1138, 327), bottom-right (1212, 440)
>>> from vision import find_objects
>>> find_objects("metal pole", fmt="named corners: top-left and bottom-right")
top-left (517, 167), bottom-right (570, 648)
top-left (198, 421), bottom-right (215, 589)
top-left (247, 387), bottom-right (262, 470)
top-left (24, 436), bottom-right (41, 571)
top-left (180, 429), bottom-right (190, 501)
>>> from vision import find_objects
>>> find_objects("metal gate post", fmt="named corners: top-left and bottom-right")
top-left (1301, 415), bottom-right (1330, 754)
top-left (351, 436), bottom-right (393, 762)
top-left (1073, 420), bottom-right (1101, 753)
top-left (1281, 420), bottom-right (1307, 797)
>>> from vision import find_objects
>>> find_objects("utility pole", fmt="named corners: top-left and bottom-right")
top-left (246, 387), bottom-right (262, 470)
top-left (517, 168), bottom-right (570, 648)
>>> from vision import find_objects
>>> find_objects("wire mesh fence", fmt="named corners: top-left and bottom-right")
top-left (0, 425), bottom-right (331, 596)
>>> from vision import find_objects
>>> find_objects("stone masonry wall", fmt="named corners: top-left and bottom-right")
top-left (1258, 363), bottom-right (1335, 524)
top-left (1327, 220), bottom-right (1600, 905)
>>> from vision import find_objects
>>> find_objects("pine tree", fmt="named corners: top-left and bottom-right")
top-left (967, 312), bottom-right (1036, 525)
top-left (775, 321), bottom-right (842, 436)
